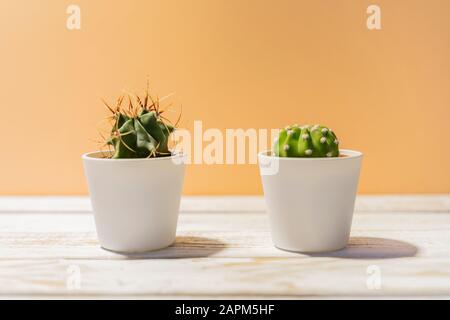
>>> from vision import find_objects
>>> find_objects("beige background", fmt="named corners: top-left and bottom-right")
top-left (0, 0), bottom-right (449, 195)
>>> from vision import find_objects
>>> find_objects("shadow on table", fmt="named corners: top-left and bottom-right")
top-left (307, 237), bottom-right (418, 259)
top-left (106, 236), bottom-right (226, 259)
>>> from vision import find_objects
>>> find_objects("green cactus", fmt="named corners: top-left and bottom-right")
top-left (274, 124), bottom-right (339, 158)
top-left (103, 88), bottom-right (178, 159)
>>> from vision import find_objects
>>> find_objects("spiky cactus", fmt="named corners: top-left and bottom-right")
top-left (274, 124), bottom-right (339, 158)
top-left (103, 87), bottom-right (179, 159)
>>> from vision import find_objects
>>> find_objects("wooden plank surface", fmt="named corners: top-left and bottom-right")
top-left (0, 196), bottom-right (449, 298)
top-left (1, 195), bottom-right (450, 213)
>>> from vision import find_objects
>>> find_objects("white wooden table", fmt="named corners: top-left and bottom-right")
top-left (1, 196), bottom-right (450, 299)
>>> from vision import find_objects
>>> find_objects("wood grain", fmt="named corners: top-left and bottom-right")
top-left (1, 195), bottom-right (450, 213)
top-left (0, 196), bottom-right (449, 298)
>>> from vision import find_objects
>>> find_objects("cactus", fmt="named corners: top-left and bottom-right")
top-left (102, 86), bottom-right (179, 159)
top-left (274, 124), bottom-right (339, 158)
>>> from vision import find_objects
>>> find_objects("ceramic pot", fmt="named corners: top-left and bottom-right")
top-left (258, 149), bottom-right (363, 252)
top-left (83, 151), bottom-right (186, 253)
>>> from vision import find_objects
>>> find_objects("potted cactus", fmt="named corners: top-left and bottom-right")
top-left (258, 124), bottom-right (363, 253)
top-left (82, 86), bottom-right (186, 253)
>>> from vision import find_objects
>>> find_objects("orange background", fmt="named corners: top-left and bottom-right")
top-left (0, 0), bottom-right (449, 195)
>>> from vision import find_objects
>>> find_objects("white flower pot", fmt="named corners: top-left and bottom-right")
top-left (82, 151), bottom-right (186, 253)
top-left (258, 149), bottom-right (363, 253)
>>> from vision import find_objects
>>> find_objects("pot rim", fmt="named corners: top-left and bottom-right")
top-left (258, 149), bottom-right (363, 161)
top-left (82, 150), bottom-right (186, 162)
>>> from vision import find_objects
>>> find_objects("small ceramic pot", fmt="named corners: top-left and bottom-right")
top-left (83, 151), bottom-right (186, 253)
top-left (258, 149), bottom-right (363, 253)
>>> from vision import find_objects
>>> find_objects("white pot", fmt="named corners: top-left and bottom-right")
top-left (258, 149), bottom-right (363, 253)
top-left (82, 151), bottom-right (186, 253)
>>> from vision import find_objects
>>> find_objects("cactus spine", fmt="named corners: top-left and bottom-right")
top-left (274, 124), bottom-right (339, 158)
top-left (103, 86), bottom-right (179, 159)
